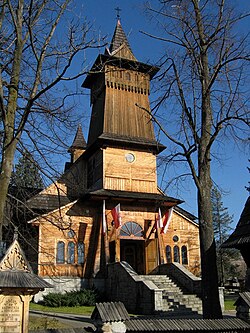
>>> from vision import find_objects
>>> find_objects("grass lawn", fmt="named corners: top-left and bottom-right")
top-left (29, 316), bottom-right (71, 330)
top-left (224, 299), bottom-right (236, 311)
top-left (30, 302), bottom-right (95, 315)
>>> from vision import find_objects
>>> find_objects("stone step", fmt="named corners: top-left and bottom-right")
top-left (162, 299), bottom-right (202, 314)
top-left (163, 292), bottom-right (201, 303)
top-left (161, 303), bottom-right (201, 314)
top-left (163, 295), bottom-right (202, 310)
top-left (141, 274), bottom-right (203, 316)
top-left (164, 295), bottom-right (202, 307)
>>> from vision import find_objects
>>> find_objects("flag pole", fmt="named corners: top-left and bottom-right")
top-left (161, 232), bottom-right (167, 264)
top-left (102, 200), bottom-right (110, 264)
top-left (157, 227), bottom-right (165, 264)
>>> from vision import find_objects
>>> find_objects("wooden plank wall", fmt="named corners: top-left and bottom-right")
top-left (104, 147), bottom-right (157, 193)
top-left (104, 66), bottom-right (155, 141)
top-left (37, 202), bottom-right (200, 278)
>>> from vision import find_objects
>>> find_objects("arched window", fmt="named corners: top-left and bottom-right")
top-left (68, 229), bottom-right (75, 238)
top-left (173, 245), bottom-right (180, 263)
top-left (120, 222), bottom-right (143, 237)
top-left (166, 245), bottom-right (172, 263)
top-left (181, 245), bottom-right (188, 265)
top-left (56, 241), bottom-right (65, 264)
top-left (78, 242), bottom-right (85, 264)
top-left (67, 241), bottom-right (75, 264)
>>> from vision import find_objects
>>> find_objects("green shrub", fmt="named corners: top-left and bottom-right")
top-left (42, 288), bottom-right (98, 307)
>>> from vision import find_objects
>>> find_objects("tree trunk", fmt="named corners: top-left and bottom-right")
top-left (0, 141), bottom-right (17, 241)
top-left (198, 159), bottom-right (222, 318)
top-left (0, 0), bottom-right (24, 242)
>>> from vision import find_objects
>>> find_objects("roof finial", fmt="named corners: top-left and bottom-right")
top-left (115, 7), bottom-right (121, 21)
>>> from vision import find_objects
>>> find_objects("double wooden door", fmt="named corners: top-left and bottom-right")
top-left (120, 239), bottom-right (158, 274)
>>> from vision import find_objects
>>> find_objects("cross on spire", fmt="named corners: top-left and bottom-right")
top-left (115, 7), bottom-right (121, 20)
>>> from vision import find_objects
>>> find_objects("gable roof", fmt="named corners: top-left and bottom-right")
top-left (0, 239), bottom-right (52, 289)
top-left (91, 302), bottom-right (130, 322)
top-left (28, 200), bottom-right (77, 225)
top-left (27, 179), bottom-right (70, 211)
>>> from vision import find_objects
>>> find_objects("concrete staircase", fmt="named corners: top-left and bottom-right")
top-left (142, 275), bottom-right (203, 316)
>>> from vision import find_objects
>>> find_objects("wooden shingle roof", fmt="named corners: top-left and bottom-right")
top-left (0, 271), bottom-right (52, 289)
top-left (68, 124), bottom-right (86, 151)
top-left (91, 302), bottom-right (130, 322)
top-left (125, 318), bottom-right (250, 332)
top-left (222, 196), bottom-right (250, 248)
top-left (105, 19), bottom-right (136, 61)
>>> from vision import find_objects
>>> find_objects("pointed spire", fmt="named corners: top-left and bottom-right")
top-left (105, 20), bottom-right (137, 61)
top-left (69, 124), bottom-right (86, 151)
top-left (68, 125), bottom-right (86, 163)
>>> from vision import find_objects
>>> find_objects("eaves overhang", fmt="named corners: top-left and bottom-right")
top-left (80, 189), bottom-right (182, 207)
top-left (82, 54), bottom-right (160, 89)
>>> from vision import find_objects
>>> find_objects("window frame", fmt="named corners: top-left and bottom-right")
top-left (181, 245), bottom-right (188, 265)
top-left (56, 241), bottom-right (65, 264)
top-left (173, 245), bottom-right (180, 263)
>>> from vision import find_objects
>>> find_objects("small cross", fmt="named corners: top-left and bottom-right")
top-left (115, 7), bottom-right (121, 20)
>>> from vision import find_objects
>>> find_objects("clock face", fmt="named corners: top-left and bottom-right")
top-left (125, 153), bottom-right (135, 163)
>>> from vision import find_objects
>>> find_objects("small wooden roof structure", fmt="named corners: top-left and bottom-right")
top-left (0, 239), bottom-right (52, 290)
top-left (91, 302), bottom-right (130, 323)
top-left (91, 302), bottom-right (250, 332)
top-left (68, 124), bottom-right (86, 152)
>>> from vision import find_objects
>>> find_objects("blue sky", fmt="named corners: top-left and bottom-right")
top-left (67, 0), bottom-right (249, 226)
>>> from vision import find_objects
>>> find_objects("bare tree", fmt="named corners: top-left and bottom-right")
top-left (0, 0), bottom-right (103, 242)
top-left (140, 0), bottom-right (250, 318)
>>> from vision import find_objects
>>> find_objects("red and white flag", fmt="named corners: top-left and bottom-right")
top-left (161, 207), bottom-right (173, 234)
top-left (111, 203), bottom-right (122, 229)
top-left (155, 208), bottom-right (163, 229)
top-left (102, 200), bottom-right (107, 234)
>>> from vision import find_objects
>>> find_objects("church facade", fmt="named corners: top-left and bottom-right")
top-left (28, 20), bottom-right (200, 292)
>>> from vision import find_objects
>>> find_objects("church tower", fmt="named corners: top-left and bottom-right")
top-left (81, 19), bottom-right (182, 274)
top-left (83, 20), bottom-right (165, 194)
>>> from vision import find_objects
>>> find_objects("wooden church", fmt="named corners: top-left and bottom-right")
top-left (28, 20), bottom-right (200, 293)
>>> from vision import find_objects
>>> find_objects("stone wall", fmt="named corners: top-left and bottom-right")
top-left (154, 263), bottom-right (202, 295)
top-left (33, 277), bottom-right (105, 302)
top-left (106, 262), bottom-right (162, 314)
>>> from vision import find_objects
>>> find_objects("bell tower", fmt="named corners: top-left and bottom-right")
top-left (82, 20), bottom-right (165, 193)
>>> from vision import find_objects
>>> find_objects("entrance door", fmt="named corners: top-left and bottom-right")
top-left (120, 240), bottom-right (145, 274)
top-left (145, 239), bottom-right (158, 274)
